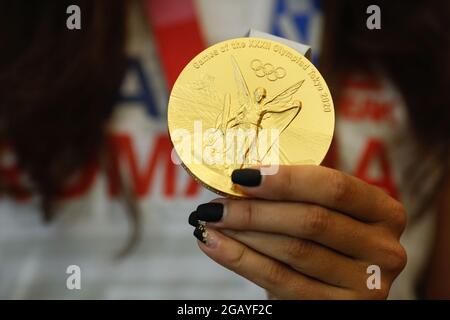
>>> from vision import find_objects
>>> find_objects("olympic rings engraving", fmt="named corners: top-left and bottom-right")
top-left (250, 59), bottom-right (287, 81)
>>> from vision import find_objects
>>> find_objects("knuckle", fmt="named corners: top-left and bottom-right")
top-left (304, 205), bottom-right (330, 237)
top-left (330, 170), bottom-right (351, 204)
top-left (240, 201), bottom-right (257, 228)
top-left (391, 245), bottom-right (408, 273)
top-left (285, 239), bottom-right (315, 263)
top-left (264, 262), bottom-right (288, 286)
top-left (282, 168), bottom-right (296, 198)
top-left (227, 245), bottom-right (248, 270)
top-left (387, 200), bottom-right (407, 234)
top-left (381, 242), bottom-right (408, 273)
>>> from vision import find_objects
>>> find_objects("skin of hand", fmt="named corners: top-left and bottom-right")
top-left (191, 166), bottom-right (407, 299)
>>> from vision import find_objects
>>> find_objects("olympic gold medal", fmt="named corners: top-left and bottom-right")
top-left (168, 37), bottom-right (335, 197)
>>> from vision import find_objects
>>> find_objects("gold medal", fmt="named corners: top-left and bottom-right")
top-left (168, 37), bottom-right (334, 197)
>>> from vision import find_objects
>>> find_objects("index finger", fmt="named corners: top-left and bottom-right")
top-left (231, 166), bottom-right (403, 223)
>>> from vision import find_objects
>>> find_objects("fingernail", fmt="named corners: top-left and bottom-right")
top-left (231, 169), bottom-right (262, 187)
top-left (193, 225), bottom-right (218, 248)
top-left (196, 202), bottom-right (224, 222)
top-left (188, 211), bottom-right (199, 227)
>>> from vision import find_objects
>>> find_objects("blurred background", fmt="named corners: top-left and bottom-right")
top-left (0, 0), bottom-right (449, 299)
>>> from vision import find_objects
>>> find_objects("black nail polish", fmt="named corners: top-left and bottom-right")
top-left (196, 203), bottom-right (224, 222)
top-left (231, 169), bottom-right (262, 187)
top-left (193, 225), bottom-right (207, 244)
top-left (188, 211), bottom-right (199, 227)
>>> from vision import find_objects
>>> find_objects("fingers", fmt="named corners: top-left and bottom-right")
top-left (231, 166), bottom-right (405, 226)
top-left (193, 200), bottom-right (386, 259)
top-left (195, 227), bottom-right (351, 299)
top-left (221, 229), bottom-right (368, 289)
top-left (189, 165), bottom-right (408, 299)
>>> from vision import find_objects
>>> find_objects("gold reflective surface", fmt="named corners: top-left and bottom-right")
top-left (168, 37), bottom-right (335, 197)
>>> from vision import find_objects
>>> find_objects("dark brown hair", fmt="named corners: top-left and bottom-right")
top-left (0, 0), bottom-right (128, 219)
top-left (321, 0), bottom-right (450, 217)
top-left (322, 0), bottom-right (450, 146)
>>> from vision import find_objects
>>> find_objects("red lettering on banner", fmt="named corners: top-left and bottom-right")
top-left (355, 139), bottom-right (398, 199)
top-left (106, 133), bottom-right (200, 198)
top-left (339, 75), bottom-right (397, 124)
top-left (59, 160), bottom-right (99, 200)
top-left (107, 133), bottom-right (175, 197)
top-left (340, 96), bottom-right (395, 124)
top-left (1, 134), bottom-right (201, 202)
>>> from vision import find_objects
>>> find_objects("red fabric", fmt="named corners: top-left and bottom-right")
top-left (144, 0), bottom-right (206, 90)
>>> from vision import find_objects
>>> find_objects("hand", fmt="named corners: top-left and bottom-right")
top-left (189, 166), bottom-right (407, 299)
